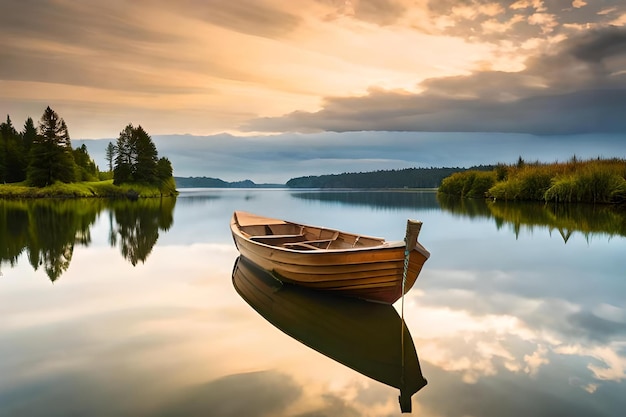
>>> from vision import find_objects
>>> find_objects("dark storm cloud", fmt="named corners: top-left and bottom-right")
top-left (569, 26), bottom-right (626, 63)
top-left (243, 26), bottom-right (626, 135)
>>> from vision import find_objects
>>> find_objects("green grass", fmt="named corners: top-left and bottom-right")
top-left (439, 171), bottom-right (496, 198)
top-left (0, 178), bottom-right (178, 199)
top-left (439, 170), bottom-right (497, 198)
top-left (438, 157), bottom-right (626, 205)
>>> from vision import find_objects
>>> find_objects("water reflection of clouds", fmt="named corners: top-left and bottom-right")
top-left (404, 264), bottom-right (626, 400)
top-left (4, 190), bottom-right (626, 416)
top-left (2, 237), bottom-right (413, 417)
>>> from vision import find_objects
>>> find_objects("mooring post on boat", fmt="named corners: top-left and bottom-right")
top-left (400, 219), bottom-right (422, 413)
top-left (401, 219), bottom-right (423, 308)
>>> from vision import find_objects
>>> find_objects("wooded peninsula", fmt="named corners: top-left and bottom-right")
top-left (0, 107), bottom-right (177, 198)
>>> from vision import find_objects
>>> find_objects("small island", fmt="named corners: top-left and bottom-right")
top-left (0, 107), bottom-right (177, 199)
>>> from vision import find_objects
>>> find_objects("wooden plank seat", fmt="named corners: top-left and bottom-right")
top-left (250, 234), bottom-right (305, 240)
top-left (283, 239), bottom-right (334, 250)
top-left (250, 234), bottom-right (305, 245)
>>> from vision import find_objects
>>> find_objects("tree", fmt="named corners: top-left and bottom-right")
top-left (1, 115), bottom-right (27, 183)
top-left (133, 125), bottom-right (158, 183)
top-left (113, 124), bottom-right (160, 185)
top-left (28, 106), bottom-right (76, 187)
top-left (0, 129), bottom-right (4, 182)
top-left (113, 124), bottom-right (134, 185)
top-left (22, 117), bottom-right (37, 153)
top-left (156, 157), bottom-right (173, 184)
top-left (105, 141), bottom-right (116, 172)
top-left (73, 143), bottom-right (98, 181)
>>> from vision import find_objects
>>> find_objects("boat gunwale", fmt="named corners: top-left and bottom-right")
top-left (238, 233), bottom-right (405, 254)
top-left (231, 211), bottom-right (429, 257)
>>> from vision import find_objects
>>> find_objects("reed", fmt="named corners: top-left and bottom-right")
top-left (545, 161), bottom-right (626, 203)
top-left (489, 164), bottom-right (554, 201)
top-left (439, 170), bottom-right (496, 198)
top-left (439, 157), bottom-right (626, 204)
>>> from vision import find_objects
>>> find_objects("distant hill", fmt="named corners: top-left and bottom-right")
top-left (175, 166), bottom-right (495, 189)
top-left (174, 176), bottom-right (284, 188)
top-left (286, 166), bottom-right (494, 189)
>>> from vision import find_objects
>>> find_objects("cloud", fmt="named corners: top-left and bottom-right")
top-left (159, 0), bottom-right (302, 38)
top-left (352, 0), bottom-right (408, 25)
top-left (567, 310), bottom-right (626, 343)
top-left (2, 0), bottom-right (626, 139)
top-left (77, 131), bottom-right (623, 183)
top-left (156, 371), bottom-right (302, 417)
top-left (0, 1), bottom-right (213, 93)
top-left (243, 26), bottom-right (626, 135)
top-left (428, 1), bottom-right (626, 39)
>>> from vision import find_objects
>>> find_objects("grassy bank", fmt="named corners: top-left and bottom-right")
top-left (439, 157), bottom-right (626, 204)
top-left (0, 178), bottom-right (178, 199)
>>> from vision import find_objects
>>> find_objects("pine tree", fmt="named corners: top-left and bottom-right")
top-left (156, 157), bottom-right (173, 184)
top-left (113, 124), bottom-right (160, 185)
top-left (1, 115), bottom-right (27, 183)
top-left (73, 143), bottom-right (98, 181)
top-left (0, 129), bottom-right (4, 182)
top-left (113, 124), bottom-right (134, 185)
top-left (22, 117), bottom-right (37, 153)
top-left (28, 106), bottom-right (76, 187)
top-left (133, 125), bottom-right (158, 183)
top-left (105, 141), bottom-right (116, 172)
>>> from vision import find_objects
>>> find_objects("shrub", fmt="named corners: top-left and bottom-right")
top-left (488, 178), bottom-right (522, 201)
top-left (439, 170), bottom-right (496, 198)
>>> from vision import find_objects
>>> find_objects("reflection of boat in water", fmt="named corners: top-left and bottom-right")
top-left (230, 211), bottom-right (429, 304)
top-left (232, 256), bottom-right (427, 413)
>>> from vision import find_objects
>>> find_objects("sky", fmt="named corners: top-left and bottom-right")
top-left (2, 0), bottom-right (626, 182)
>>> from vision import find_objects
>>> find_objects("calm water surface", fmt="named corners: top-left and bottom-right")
top-left (1, 189), bottom-right (625, 416)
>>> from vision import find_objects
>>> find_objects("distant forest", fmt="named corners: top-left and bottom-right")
top-left (174, 177), bottom-right (283, 188)
top-left (286, 166), bottom-right (494, 188)
top-left (175, 167), bottom-right (494, 189)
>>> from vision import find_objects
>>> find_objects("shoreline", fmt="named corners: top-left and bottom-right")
top-left (0, 180), bottom-right (178, 199)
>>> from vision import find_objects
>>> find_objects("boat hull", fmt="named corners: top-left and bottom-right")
top-left (230, 211), bottom-right (429, 304)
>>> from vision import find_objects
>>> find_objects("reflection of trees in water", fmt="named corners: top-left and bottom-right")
top-left (109, 198), bottom-right (175, 266)
top-left (0, 200), bottom-right (30, 267)
top-left (437, 193), bottom-right (626, 241)
top-left (0, 199), bottom-right (104, 281)
top-left (291, 190), bottom-right (440, 210)
top-left (488, 201), bottom-right (626, 242)
top-left (435, 194), bottom-right (491, 218)
top-left (0, 197), bottom-right (175, 281)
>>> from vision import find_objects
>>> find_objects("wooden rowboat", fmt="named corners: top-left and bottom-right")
top-left (232, 256), bottom-right (427, 413)
top-left (230, 211), bottom-right (430, 304)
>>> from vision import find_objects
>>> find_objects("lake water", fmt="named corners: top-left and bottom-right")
top-left (1, 189), bottom-right (625, 416)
